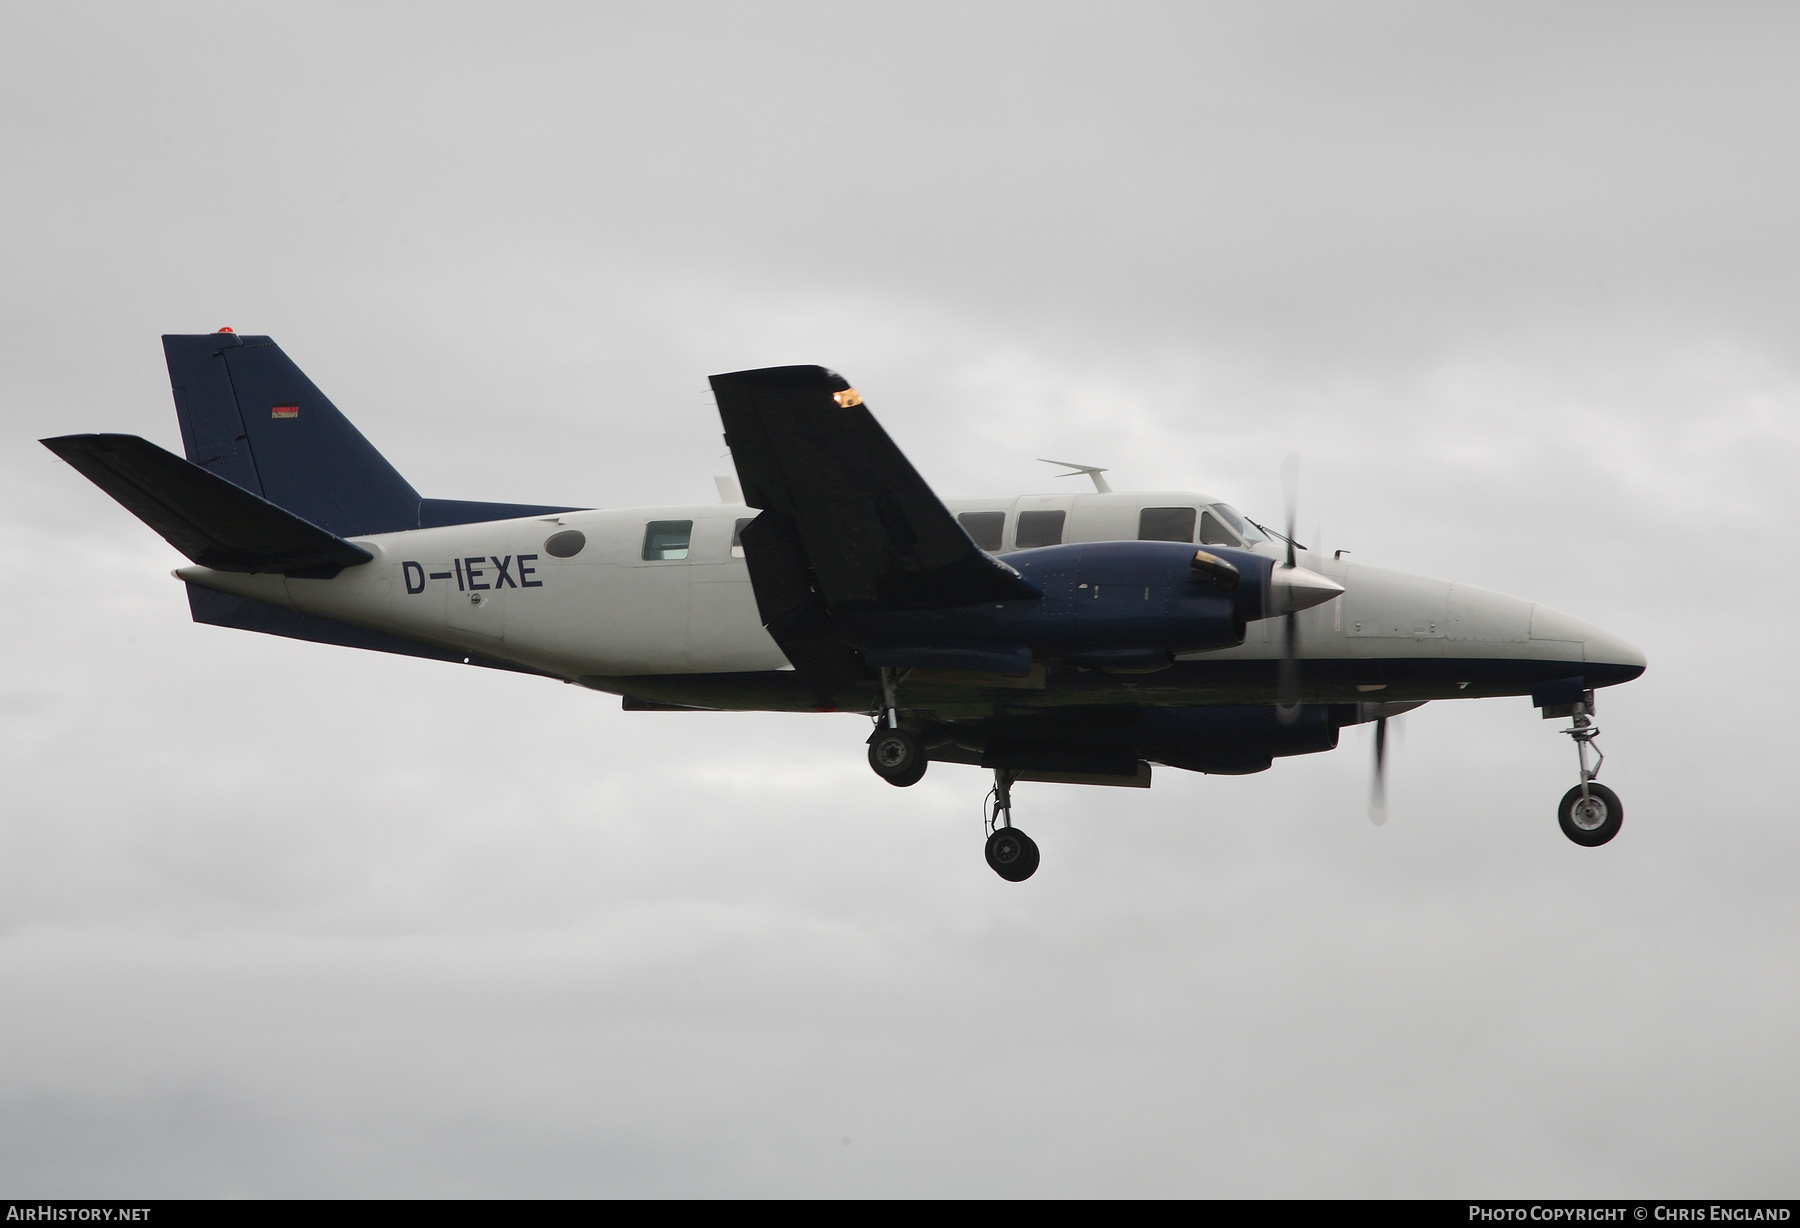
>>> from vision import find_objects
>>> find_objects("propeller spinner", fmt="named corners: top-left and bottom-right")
top-left (1270, 455), bottom-right (1342, 724)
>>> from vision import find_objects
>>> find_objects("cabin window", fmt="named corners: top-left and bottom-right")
top-left (1138, 506), bottom-right (1197, 542)
top-left (544, 529), bottom-right (586, 558)
top-left (1015, 509), bottom-right (1066, 548)
top-left (731, 517), bottom-right (754, 558)
top-left (958, 511), bottom-right (1006, 552)
top-left (1198, 510), bottom-right (1237, 546)
top-left (642, 520), bottom-right (693, 560)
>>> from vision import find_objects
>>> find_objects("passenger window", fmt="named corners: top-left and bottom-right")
top-left (642, 520), bottom-right (693, 560)
top-left (731, 517), bottom-right (754, 558)
top-left (1198, 510), bottom-right (1238, 546)
top-left (1016, 509), bottom-right (1066, 548)
top-left (958, 511), bottom-right (1005, 552)
top-left (1139, 506), bottom-right (1197, 543)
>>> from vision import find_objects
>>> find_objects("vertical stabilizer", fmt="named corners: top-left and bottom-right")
top-left (162, 333), bottom-right (422, 537)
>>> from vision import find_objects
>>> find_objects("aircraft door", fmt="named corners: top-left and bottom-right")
top-left (688, 515), bottom-right (781, 671)
top-left (603, 517), bottom-right (693, 673)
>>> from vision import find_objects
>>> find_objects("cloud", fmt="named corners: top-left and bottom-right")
top-left (3, 0), bottom-right (1798, 1196)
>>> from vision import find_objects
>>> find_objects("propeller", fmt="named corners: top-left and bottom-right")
top-left (1362, 705), bottom-right (1418, 824)
top-left (1275, 453), bottom-right (1302, 725)
top-left (1259, 455), bottom-right (1343, 727)
top-left (1368, 715), bottom-right (1389, 825)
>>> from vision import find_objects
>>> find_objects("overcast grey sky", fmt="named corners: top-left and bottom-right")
top-left (3, 1), bottom-right (1798, 1197)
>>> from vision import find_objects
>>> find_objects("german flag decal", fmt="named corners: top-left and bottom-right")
top-left (271, 404), bottom-right (299, 419)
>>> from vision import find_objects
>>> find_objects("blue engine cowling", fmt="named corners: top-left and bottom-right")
top-left (844, 541), bottom-right (1270, 672)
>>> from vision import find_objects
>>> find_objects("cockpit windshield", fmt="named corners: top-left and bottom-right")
top-left (1207, 504), bottom-right (1267, 544)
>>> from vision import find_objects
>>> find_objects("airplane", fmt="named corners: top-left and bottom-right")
top-left (41, 331), bottom-right (1646, 881)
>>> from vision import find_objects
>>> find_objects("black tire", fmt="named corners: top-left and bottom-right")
top-left (1558, 782), bottom-right (1623, 847)
top-left (867, 728), bottom-right (927, 787)
top-left (985, 827), bottom-right (1040, 882)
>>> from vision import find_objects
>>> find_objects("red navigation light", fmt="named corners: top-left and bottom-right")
top-left (216, 326), bottom-right (234, 334)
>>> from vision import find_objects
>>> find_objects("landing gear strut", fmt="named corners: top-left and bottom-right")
top-left (1557, 695), bottom-right (1623, 847)
top-left (866, 667), bottom-right (927, 786)
top-left (983, 770), bottom-right (1039, 882)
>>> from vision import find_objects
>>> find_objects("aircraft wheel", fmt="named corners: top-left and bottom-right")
top-left (868, 728), bottom-right (927, 787)
top-left (1558, 782), bottom-right (1623, 847)
top-left (985, 827), bottom-right (1040, 882)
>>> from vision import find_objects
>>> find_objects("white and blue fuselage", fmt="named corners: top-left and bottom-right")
top-left (173, 486), bottom-right (1644, 716)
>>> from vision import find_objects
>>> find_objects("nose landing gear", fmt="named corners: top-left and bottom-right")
top-left (1556, 696), bottom-right (1623, 846)
top-left (1559, 780), bottom-right (1623, 847)
top-left (983, 770), bottom-right (1040, 882)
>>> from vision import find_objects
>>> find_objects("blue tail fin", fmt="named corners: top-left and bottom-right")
top-left (164, 333), bottom-right (422, 536)
top-left (162, 332), bottom-right (578, 536)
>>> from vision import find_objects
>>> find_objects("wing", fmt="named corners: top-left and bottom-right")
top-left (710, 365), bottom-right (1038, 612)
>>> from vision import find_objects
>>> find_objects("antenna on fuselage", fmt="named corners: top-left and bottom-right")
top-left (1037, 458), bottom-right (1113, 493)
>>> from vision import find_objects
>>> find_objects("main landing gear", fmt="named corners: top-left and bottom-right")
top-left (868, 726), bottom-right (926, 786)
top-left (1557, 695), bottom-right (1623, 847)
top-left (866, 667), bottom-right (927, 787)
top-left (865, 668), bottom-right (1038, 881)
top-left (864, 725), bottom-right (1037, 881)
top-left (984, 770), bottom-right (1040, 882)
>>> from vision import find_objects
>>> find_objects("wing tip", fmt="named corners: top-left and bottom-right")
top-left (708, 364), bottom-right (851, 393)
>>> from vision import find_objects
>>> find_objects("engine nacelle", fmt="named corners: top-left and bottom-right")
top-left (845, 540), bottom-right (1271, 672)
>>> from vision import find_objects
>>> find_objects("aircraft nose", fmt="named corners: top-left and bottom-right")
top-left (1586, 625), bottom-right (1647, 672)
top-left (1529, 603), bottom-right (1646, 684)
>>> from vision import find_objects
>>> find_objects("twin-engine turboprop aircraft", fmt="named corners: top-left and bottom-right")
top-left (44, 333), bottom-right (1646, 881)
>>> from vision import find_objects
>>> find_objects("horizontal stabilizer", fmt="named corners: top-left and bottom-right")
top-left (42, 433), bottom-right (373, 577)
